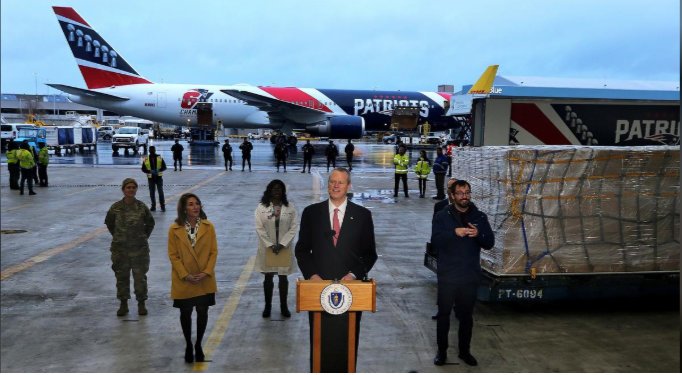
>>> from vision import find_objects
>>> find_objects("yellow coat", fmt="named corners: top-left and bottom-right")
top-left (167, 219), bottom-right (218, 299)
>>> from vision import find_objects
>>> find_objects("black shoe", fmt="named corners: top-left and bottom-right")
top-left (29, 191), bottom-right (37, 195)
top-left (281, 305), bottom-right (291, 318)
top-left (393, 194), bottom-right (398, 198)
top-left (262, 306), bottom-right (271, 318)
top-left (405, 194), bottom-right (410, 198)
top-left (174, 169), bottom-right (177, 171)
top-left (150, 206), bottom-right (156, 212)
top-left (277, 169), bottom-right (279, 172)
top-left (229, 168), bottom-right (233, 171)
top-left (185, 346), bottom-right (194, 363)
top-left (195, 344), bottom-right (205, 362)
top-left (434, 351), bottom-right (447, 366)
top-left (20, 191), bottom-right (24, 195)
top-left (284, 170), bottom-right (287, 173)
top-left (241, 169), bottom-right (244, 172)
top-left (301, 170), bottom-right (305, 173)
top-left (161, 206), bottom-right (166, 212)
top-left (431, 311), bottom-right (439, 320)
top-left (458, 352), bottom-right (478, 366)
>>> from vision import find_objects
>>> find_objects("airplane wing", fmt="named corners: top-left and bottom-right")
top-left (47, 84), bottom-right (130, 102)
top-left (221, 88), bottom-right (330, 125)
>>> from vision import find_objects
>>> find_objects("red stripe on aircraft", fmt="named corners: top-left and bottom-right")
top-left (258, 87), bottom-right (332, 113)
top-left (53, 7), bottom-right (91, 27)
top-left (511, 103), bottom-right (571, 145)
top-left (79, 65), bottom-right (152, 89)
top-left (436, 92), bottom-right (452, 100)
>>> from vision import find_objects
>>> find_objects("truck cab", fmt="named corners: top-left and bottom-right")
top-left (112, 126), bottom-right (149, 154)
top-left (13, 127), bottom-right (46, 152)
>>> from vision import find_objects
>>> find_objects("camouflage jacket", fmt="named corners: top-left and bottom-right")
top-left (105, 198), bottom-right (155, 250)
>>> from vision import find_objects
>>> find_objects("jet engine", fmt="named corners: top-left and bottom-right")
top-left (306, 116), bottom-right (365, 139)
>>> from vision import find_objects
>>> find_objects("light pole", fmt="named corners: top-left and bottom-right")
top-left (33, 73), bottom-right (38, 96)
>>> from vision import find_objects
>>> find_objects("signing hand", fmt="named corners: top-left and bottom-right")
top-left (466, 223), bottom-right (479, 237)
top-left (455, 228), bottom-right (468, 237)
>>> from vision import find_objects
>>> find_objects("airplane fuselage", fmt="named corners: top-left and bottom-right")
top-left (70, 83), bottom-right (454, 132)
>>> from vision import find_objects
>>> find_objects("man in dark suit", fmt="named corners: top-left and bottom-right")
top-left (431, 180), bottom-right (494, 367)
top-left (295, 167), bottom-right (378, 372)
top-left (431, 177), bottom-right (458, 320)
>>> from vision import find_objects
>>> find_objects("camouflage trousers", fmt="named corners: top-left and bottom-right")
top-left (111, 251), bottom-right (150, 301)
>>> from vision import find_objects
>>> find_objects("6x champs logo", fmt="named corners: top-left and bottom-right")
top-left (320, 283), bottom-right (353, 315)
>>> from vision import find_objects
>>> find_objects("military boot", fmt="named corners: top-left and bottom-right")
top-left (117, 300), bottom-right (129, 316)
top-left (138, 301), bottom-right (148, 315)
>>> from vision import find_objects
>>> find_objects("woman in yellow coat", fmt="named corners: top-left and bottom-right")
top-left (168, 193), bottom-right (217, 363)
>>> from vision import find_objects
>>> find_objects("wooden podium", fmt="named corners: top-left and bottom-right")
top-left (297, 279), bottom-right (376, 373)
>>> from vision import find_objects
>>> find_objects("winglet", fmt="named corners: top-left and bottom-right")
top-left (467, 65), bottom-right (499, 95)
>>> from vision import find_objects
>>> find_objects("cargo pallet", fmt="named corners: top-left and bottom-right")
top-left (423, 252), bottom-right (680, 302)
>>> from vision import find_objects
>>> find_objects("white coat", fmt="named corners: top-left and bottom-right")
top-left (254, 202), bottom-right (298, 275)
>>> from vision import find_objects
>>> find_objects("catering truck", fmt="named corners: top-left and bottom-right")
top-left (458, 97), bottom-right (680, 147)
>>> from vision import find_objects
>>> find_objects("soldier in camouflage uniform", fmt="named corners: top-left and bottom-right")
top-left (105, 178), bottom-right (156, 316)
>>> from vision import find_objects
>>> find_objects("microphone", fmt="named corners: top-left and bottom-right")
top-left (327, 229), bottom-right (371, 282)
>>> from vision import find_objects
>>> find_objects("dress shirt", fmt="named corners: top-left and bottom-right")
top-left (328, 198), bottom-right (347, 230)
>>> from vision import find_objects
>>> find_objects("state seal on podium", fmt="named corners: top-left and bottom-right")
top-left (320, 283), bottom-right (353, 315)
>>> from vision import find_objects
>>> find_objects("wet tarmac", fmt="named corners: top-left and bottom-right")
top-left (1, 144), bottom-right (679, 372)
top-left (1, 138), bottom-right (439, 172)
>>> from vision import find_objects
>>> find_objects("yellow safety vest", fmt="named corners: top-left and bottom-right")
top-left (5, 149), bottom-right (18, 165)
top-left (144, 155), bottom-right (163, 178)
top-left (38, 148), bottom-right (49, 165)
top-left (394, 154), bottom-right (409, 174)
top-left (17, 149), bottom-right (36, 169)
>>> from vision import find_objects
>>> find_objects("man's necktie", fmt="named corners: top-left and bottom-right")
top-left (333, 208), bottom-right (340, 246)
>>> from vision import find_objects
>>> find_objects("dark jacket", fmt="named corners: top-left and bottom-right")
top-left (239, 141), bottom-right (253, 155)
top-left (302, 143), bottom-right (315, 156)
top-left (325, 144), bottom-right (338, 158)
top-left (274, 144), bottom-right (289, 159)
top-left (222, 143), bottom-right (233, 155)
top-left (433, 154), bottom-right (449, 174)
top-left (345, 143), bottom-right (355, 155)
top-left (431, 204), bottom-right (494, 284)
top-left (170, 143), bottom-right (184, 156)
top-left (432, 198), bottom-right (449, 221)
top-left (295, 200), bottom-right (377, 281)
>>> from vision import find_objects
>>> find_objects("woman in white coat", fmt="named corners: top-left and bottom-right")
top-left (255, 179), bottom-right (298, 318)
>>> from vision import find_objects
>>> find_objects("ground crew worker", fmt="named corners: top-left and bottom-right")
top-left (5, 142), bottom-right (20, 190)
top-left (105, 178), bottom-right (155, 316)
top-left (432, 147), bottom-right (449, 200)
top-left (345, 139), bottom-right (355, 171)
top-left (301, 139), bottom-right (314, 173)
top-left (18, 143), bottom-right (36, 195)
top-left (170, 139), bottom-right (184, 171)
top-left (274, 138), bottom-right (289, 172)
top-left (414, 149), bottom-right (432, 198)
top-left (37, 142), bottom-right (49, 187)
top-left (21, 140), bottom-right (39, 185)
top-left (394, 145), bottom-right (409, 198)
top-left (325, 140), bottom-right (338, 172)
top-left (222, 139), bottom-right (233, 171)
top-left (141, 145), bottom-right (167, 211)
top-left (240, 137), bottom-right (253, 172)
top-left (446, 143), bottom-right (455, 177)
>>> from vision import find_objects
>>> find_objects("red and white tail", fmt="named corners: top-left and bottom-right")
top-left (53, 7), bottom-right (152, 89)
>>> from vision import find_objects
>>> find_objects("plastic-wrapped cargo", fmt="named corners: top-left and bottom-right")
top-left (451, 146), bottom-right (680, 275)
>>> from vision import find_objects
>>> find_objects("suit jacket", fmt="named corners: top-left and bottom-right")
top-left (432, 198), bottom-right (449, 221)
top-left (167, 219), bottom-right (218, 299)
top-left (295, 199), bottom-right (377, 280)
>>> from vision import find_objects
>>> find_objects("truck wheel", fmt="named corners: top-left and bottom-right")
top-left (112, 146), bottom-right (119, 153)
top-left (103, 134), bottom-right (112, 141)
top-left (386, 139), bottom-right (394, 144)
top-left (288, 136), bottom-right (298, 146)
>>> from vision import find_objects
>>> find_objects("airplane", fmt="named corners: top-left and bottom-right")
top-left (49, 7), bottom-right (498, 143)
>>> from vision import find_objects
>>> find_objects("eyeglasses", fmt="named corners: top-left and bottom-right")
top-left (454, 191), bottom-right (471, 197)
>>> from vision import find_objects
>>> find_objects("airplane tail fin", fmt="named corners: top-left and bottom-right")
top-left (53, 7), bottom-right (152, 89)
top-left (467, 65), bottom-right (499, 95)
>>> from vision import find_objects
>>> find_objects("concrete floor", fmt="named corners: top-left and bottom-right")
top-left (1, 164), bottom-right (679, 372)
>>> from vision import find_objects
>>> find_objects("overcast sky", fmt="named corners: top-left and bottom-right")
top-left (1, 0), bottom-right (679, 95)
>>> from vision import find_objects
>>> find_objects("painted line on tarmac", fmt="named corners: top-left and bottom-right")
top-left (63, 186), bottom-right (102, 197)
top-left (1, 203), bottom-right (32, 213)
top-left (193, 256), bottom-right (255, 372)
top-left (0, 171), bottom-right (227, 281)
